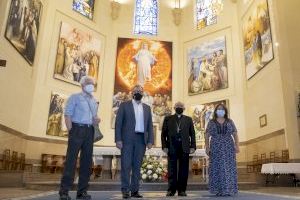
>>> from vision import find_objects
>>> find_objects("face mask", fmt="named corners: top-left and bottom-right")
top-left (175, 107), bottom-right (184, 115)
top-left (216, 109), bottom-right (225, 118)
top-left (133, 93), bottom-right (143, 101)
top-left (84, 84), bottom-right (94, 94)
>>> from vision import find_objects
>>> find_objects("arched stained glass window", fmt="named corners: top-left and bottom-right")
top-left (195, 0), bottom-right (223, 29)
top-left (134, 0), bottom-right (158, 35)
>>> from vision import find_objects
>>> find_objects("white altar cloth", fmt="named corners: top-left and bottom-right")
top-left (261, 163), bottom-right (300, 174)
top-left (93, 147), bottom-right (207, 157)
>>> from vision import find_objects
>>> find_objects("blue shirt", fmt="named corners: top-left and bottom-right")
top-left (64, 92), bottom-right (98, 125)
top-left (132, 100), bottom-right (144, 133)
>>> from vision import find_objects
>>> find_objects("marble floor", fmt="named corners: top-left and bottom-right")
top-left (1, 188), bottom-right (300, 200)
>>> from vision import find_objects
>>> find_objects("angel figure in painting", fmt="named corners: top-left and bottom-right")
top-left (133, 43), bottom-right (157, 86)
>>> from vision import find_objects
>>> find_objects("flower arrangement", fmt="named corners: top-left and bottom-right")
top-left (140, 155), bottom-right (168, 182)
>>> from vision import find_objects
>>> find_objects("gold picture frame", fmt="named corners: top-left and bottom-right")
top-left (259, 114), bottom-right (267, 128)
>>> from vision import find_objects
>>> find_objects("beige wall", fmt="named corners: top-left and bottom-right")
top-left (180, 0), bottom-right (247, 142)
top-left (0, 0), bottom-right (36, 133)
top-left (0, 0), bottom-right (299, 161)
top-left (236, 0), bottom-right (300, 159)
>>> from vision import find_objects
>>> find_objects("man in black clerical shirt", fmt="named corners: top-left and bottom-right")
top-left (161, 102), bottom-right (196, 197)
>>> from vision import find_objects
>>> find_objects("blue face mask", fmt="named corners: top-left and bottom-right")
top-left (84, 84), bottom-right (94, 94)
top-left (216, 109), bottom-right (225, 118)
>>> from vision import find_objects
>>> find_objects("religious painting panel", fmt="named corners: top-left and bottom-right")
top-left (195, 0), bottom-right (223, 29)
top-left (187, 36), bottom-right (228, 95)
top-left (187, 100), bottom-right (228, 148)
top-left (242, 0), bottom-right (274, 80)
top-left (53, 22), bottom-right (102, 86)
top-left (112, 38), bottom-right (172, 128)
top-left (5, 0), bottom-right (42, 65)
top-left (46, 92), bottom-right (68, 137)
top-left (72, 0), bottom-right (95, 20)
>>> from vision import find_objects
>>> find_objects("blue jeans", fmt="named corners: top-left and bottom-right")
top-left (59, 124), bottom-right (94, 195)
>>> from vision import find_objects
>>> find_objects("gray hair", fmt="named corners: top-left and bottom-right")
top-left (174, 101), bottom-right (185, 109)
top-left (80, 76), bottom-right (94, 86)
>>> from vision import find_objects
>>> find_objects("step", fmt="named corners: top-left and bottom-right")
top-left (25, 181), bottom-right (259, 191)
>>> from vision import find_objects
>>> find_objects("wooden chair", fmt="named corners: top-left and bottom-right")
top-left (10, 151), bottom-right (18, 170)
top-left (252, 155), bottom-right (259, 172)
top-left (247, 154), bottom-right (259, 173)
top-left (19, 153), bottom-right (25, 170)
top-left (3, 149), bottom-right (11, 170)
top-left (54, 155), bottom-right (65, 173)
top-left (269, 151), bottom-right (276, 163)
top-left (281, 149), bottom-right (289, 163)
top-left (261, 153), bottom-right (267, 164)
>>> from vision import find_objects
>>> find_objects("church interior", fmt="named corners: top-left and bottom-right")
top-left (0, 0), bottom-right (300, 199)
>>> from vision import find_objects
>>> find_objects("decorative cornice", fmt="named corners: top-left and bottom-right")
top-left (0, 124), bottom-right (285, 148)
top-left (0, 124), bottom-right (102, 147)
top-left (239, 129), bottom-right (285, 146)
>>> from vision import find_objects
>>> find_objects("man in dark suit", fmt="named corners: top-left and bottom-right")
top-left (161, 102), bottom-right (196, 197)
top-left (115, 85), bottom-right (154, 199)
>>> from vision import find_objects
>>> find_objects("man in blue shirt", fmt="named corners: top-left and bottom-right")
top-left (59, 76), bottom-right (100, 200)
top-left (115, 85), bottom-right (154, 199)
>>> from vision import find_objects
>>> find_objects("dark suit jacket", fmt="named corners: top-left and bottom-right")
top-left (115, 100), bottom-right (154, 145)
top-left (161, 114), bottom-right (196, 154)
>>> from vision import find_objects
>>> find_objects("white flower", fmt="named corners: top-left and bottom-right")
top-left (147, 165), bottom-right (153, 169)
top-left (140, 170), bottom-right (144, 174)
top-left (142, 174), bottom-right (147, 180)
top-left (153, 173), bottom-right (158, 179)
top-left (147, 170), bottom-right (152, 175)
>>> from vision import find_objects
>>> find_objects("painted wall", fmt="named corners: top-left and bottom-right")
top-left (0, 0), bottom-right (299, 161)
top-left (26, 0), bottom-right (180, 149)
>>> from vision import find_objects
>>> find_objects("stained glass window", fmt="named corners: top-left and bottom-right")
top-left (134, 0), bottom-right (158, 35)
top-left (195, 0), bottom-right (223, 29)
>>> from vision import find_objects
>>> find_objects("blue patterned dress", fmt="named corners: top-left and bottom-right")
top-left (206, 119), bottom-right (238, 196)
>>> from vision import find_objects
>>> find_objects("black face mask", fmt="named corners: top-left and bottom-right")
top-left (133, 93), bottom-right (143, 101)
top-left (175, 107), bottom-right (184, 115)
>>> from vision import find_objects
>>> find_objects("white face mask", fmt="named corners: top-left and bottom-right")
top-left (84, 84), bottom-right (94, 94)
top-left (216, 109), bottom-right (225, 118)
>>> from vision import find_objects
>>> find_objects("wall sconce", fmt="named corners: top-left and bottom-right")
top-left (111, 0), bottom-right (121, 20)
top-left (172, 0), bottom-right (182, 26)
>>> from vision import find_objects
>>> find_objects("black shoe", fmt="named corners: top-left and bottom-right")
top-left (122, 192), bottom-right (130, 199)
top-left (166, 191), bottom-right (175, 196)
top-left (59, 193), bottom-right (72, 200)
top-left (131, 191), bottom-right (143, 198)
top-left (76, 191), bottom-right (91, 200)
top-left (178, 191), bottom-right (187, 196)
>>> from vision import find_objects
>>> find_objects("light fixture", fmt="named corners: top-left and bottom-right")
top-left (172, 0), bottom-right (182, 26)
top-left (111, 0), bottom-right (121, 20)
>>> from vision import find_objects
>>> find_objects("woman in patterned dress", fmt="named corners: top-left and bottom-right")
top-left (205, 104), bottom-right (240, 196)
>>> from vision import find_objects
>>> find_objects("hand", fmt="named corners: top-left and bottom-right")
top-left (67, 126), bottom-right (72, 132)
top-left (205, 148), bottom-right (210, 156)
top-left (93, 117), bottom-right (101, 124)
top-left (147, 143), bottom-right (153, 149)
top-left (235, 145), bottom-right (240, 154)
top-left (116, 141), bottom-right (123, 149)
top-left (190, 148), bottom-right (196, 154)
top-left (163, 148), bottom-right (168, 154)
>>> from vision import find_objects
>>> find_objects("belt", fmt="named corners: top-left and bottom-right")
top-left (135, 132), bottom-right (144, 134)
top-left (72, 122), bottom-right (93, 128)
